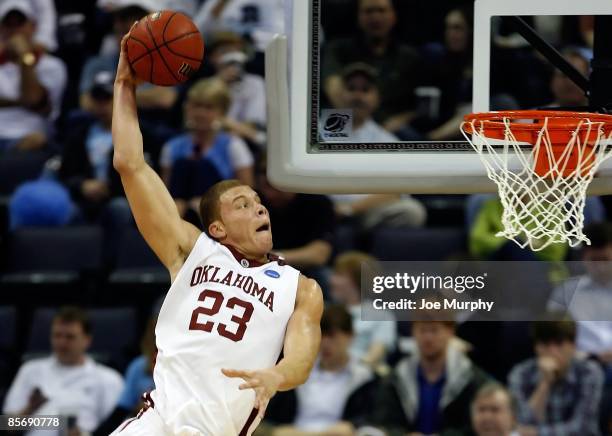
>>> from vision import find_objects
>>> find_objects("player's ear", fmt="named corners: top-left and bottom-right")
top-left (209, 220), bottom-right (226, 240)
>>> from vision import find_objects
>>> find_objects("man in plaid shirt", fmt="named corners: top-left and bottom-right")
top-left (508, 314), bottom-right (604, 436)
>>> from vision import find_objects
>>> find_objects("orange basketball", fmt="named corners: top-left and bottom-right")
top-left (126, 10), bottom-right (205, 86)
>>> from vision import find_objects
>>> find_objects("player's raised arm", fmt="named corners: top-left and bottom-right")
top-left (112, 33), bottom-right (200, 277)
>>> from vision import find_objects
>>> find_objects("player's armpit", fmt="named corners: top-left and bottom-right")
top-left (275, 275), bottom-right (324, 391)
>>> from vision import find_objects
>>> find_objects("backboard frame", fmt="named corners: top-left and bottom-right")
top-left (265, 0), bottom-right (612, 194)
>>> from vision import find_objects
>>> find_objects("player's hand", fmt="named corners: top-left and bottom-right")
top-left (221, 368), bottom-right (284, 420)
top-left (115, 23), bottom-right (143, 88)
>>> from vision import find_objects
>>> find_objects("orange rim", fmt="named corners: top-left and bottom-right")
top-left (463, 110), bottom-right (612, 133)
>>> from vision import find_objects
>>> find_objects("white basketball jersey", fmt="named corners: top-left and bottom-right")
top-left (151, 233), bottom-right (299, 436)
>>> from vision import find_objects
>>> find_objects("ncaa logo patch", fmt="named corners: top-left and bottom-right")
top-left (321, 109), bottom-right (352, 140)
top-left (265, 269), bottom-right (280, 279)
top-left (240, 259), bottom-right (250, 268)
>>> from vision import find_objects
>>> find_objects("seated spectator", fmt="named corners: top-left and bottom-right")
top-left (58, 70), bottom-right (132, 227)
top-left (327, 63), bottom-right (426, 233)
top-left (208, 31), bottom-right (267, 148)
top-left (508, 314), bottom-right (604, 435)
top-left (330, 251), bottom-right (396, 369)
top-left (471, 383), bottom-right (519, 436)
top-left (372, 315), bottom-right (489, 435)
top-left (93, 316), bottom-right (157, 436)
top-left (321, 0), bottom-right (420, 131)
top-left (264, 305), bottom-right (378, 436)
top-left (548, 223), bottom-right (612, 376)
top-left (0, 0), bottom-right (67, 152)
top-left (2, 307), bottom-right (124, 436)
top-left (257, 155), bottom-right (335, 285)
top-left (160, 78), bottom-right (254, 222)
top-left (374, 319), bottom-right (488, 436)
top-left (81, 1), bottom-right (178, 136)
top-left (193, 0), bottom-right (284, 53)
top-left (468, 196), bottom-right (568, 261)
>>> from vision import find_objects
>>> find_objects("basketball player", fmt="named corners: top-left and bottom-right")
top-left (109, 31), bottom-right (324, 436)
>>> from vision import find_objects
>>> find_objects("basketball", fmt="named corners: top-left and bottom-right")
top-left (126, 10), bottom-right (204, 86)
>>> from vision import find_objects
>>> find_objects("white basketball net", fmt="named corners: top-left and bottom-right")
top-left (461, 116), bottom-right (612, 251)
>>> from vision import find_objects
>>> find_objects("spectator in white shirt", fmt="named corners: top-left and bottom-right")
top-left (3, 306), bottom-right (124, 436)
top-left (0, 0), bottom-right (67, 151)
top-left (330, 251), bottom-right (396, 369)
top-left (548, 223), bottom-right (612, 374)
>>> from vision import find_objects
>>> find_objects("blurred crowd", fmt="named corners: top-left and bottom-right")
top-left (2, 0), bottom-right (612, 435)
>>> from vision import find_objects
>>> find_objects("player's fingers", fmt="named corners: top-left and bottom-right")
top-left (239, 379), bottom-right (261, 390)
top-left (221, 368), bottom-right (253, 379)
top-left (256, 398), bottom-right (269, 420)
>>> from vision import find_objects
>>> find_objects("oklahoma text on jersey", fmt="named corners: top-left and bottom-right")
top-left (190, 264), bottom-right (275, 312)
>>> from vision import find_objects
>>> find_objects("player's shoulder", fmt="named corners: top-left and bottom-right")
top-left (296, 274), bottom-right (324, 302)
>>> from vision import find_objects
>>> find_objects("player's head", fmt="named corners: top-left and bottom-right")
top-left (200, 180), bottom-right (272, 256)
top-left (471, 383), bottom-right (517, 436)
top-left (50, 306), bottom-right (92, 366)
top-left (412, 316), bottom-right (456, 361)
top-left (320, 304), bottom-right (353, 367)
top-left (532, 313), bottom-right (576, 372)
top-left (551, 47), bottom-right (590, 107)
top-left (358, 0), bottom-right (396, 41)
top-left (340, 63), bottom-right (380, 126)
top-left (445, 5), bottom-right (473, 54)
top-left (331, 251), bottom-right (379, 305)
top-left (184, 78), bottom-right (231, 134)
top-left (0, 0), bottom-right (36, 42)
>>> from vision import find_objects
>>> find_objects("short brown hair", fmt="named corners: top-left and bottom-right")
top-left (187, 78), bottom-right (231, 114)
top-left (471, 382), bottom-right (516, 416)
top-left (53, 306), bottom-right (92, 335)
top-left (321, 304), bottom-right (353, 336)
top-left (532, 312), bottom-right (576, 344)
top-left (199, 179), bottom-right (245, 237)
top-left (334, 251), bottom-right (380, 288)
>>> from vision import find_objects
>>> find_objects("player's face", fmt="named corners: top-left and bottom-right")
top-left (412, 321), bottom-right (453, 360)
top-left (215, 186), bottom-right (273, 256)
top-left (471, 391), bottom-right (515, 436)
top-left (50, 320), bottom-right (91, 365)
top-left (358, 0), bottom-right (396, 40)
